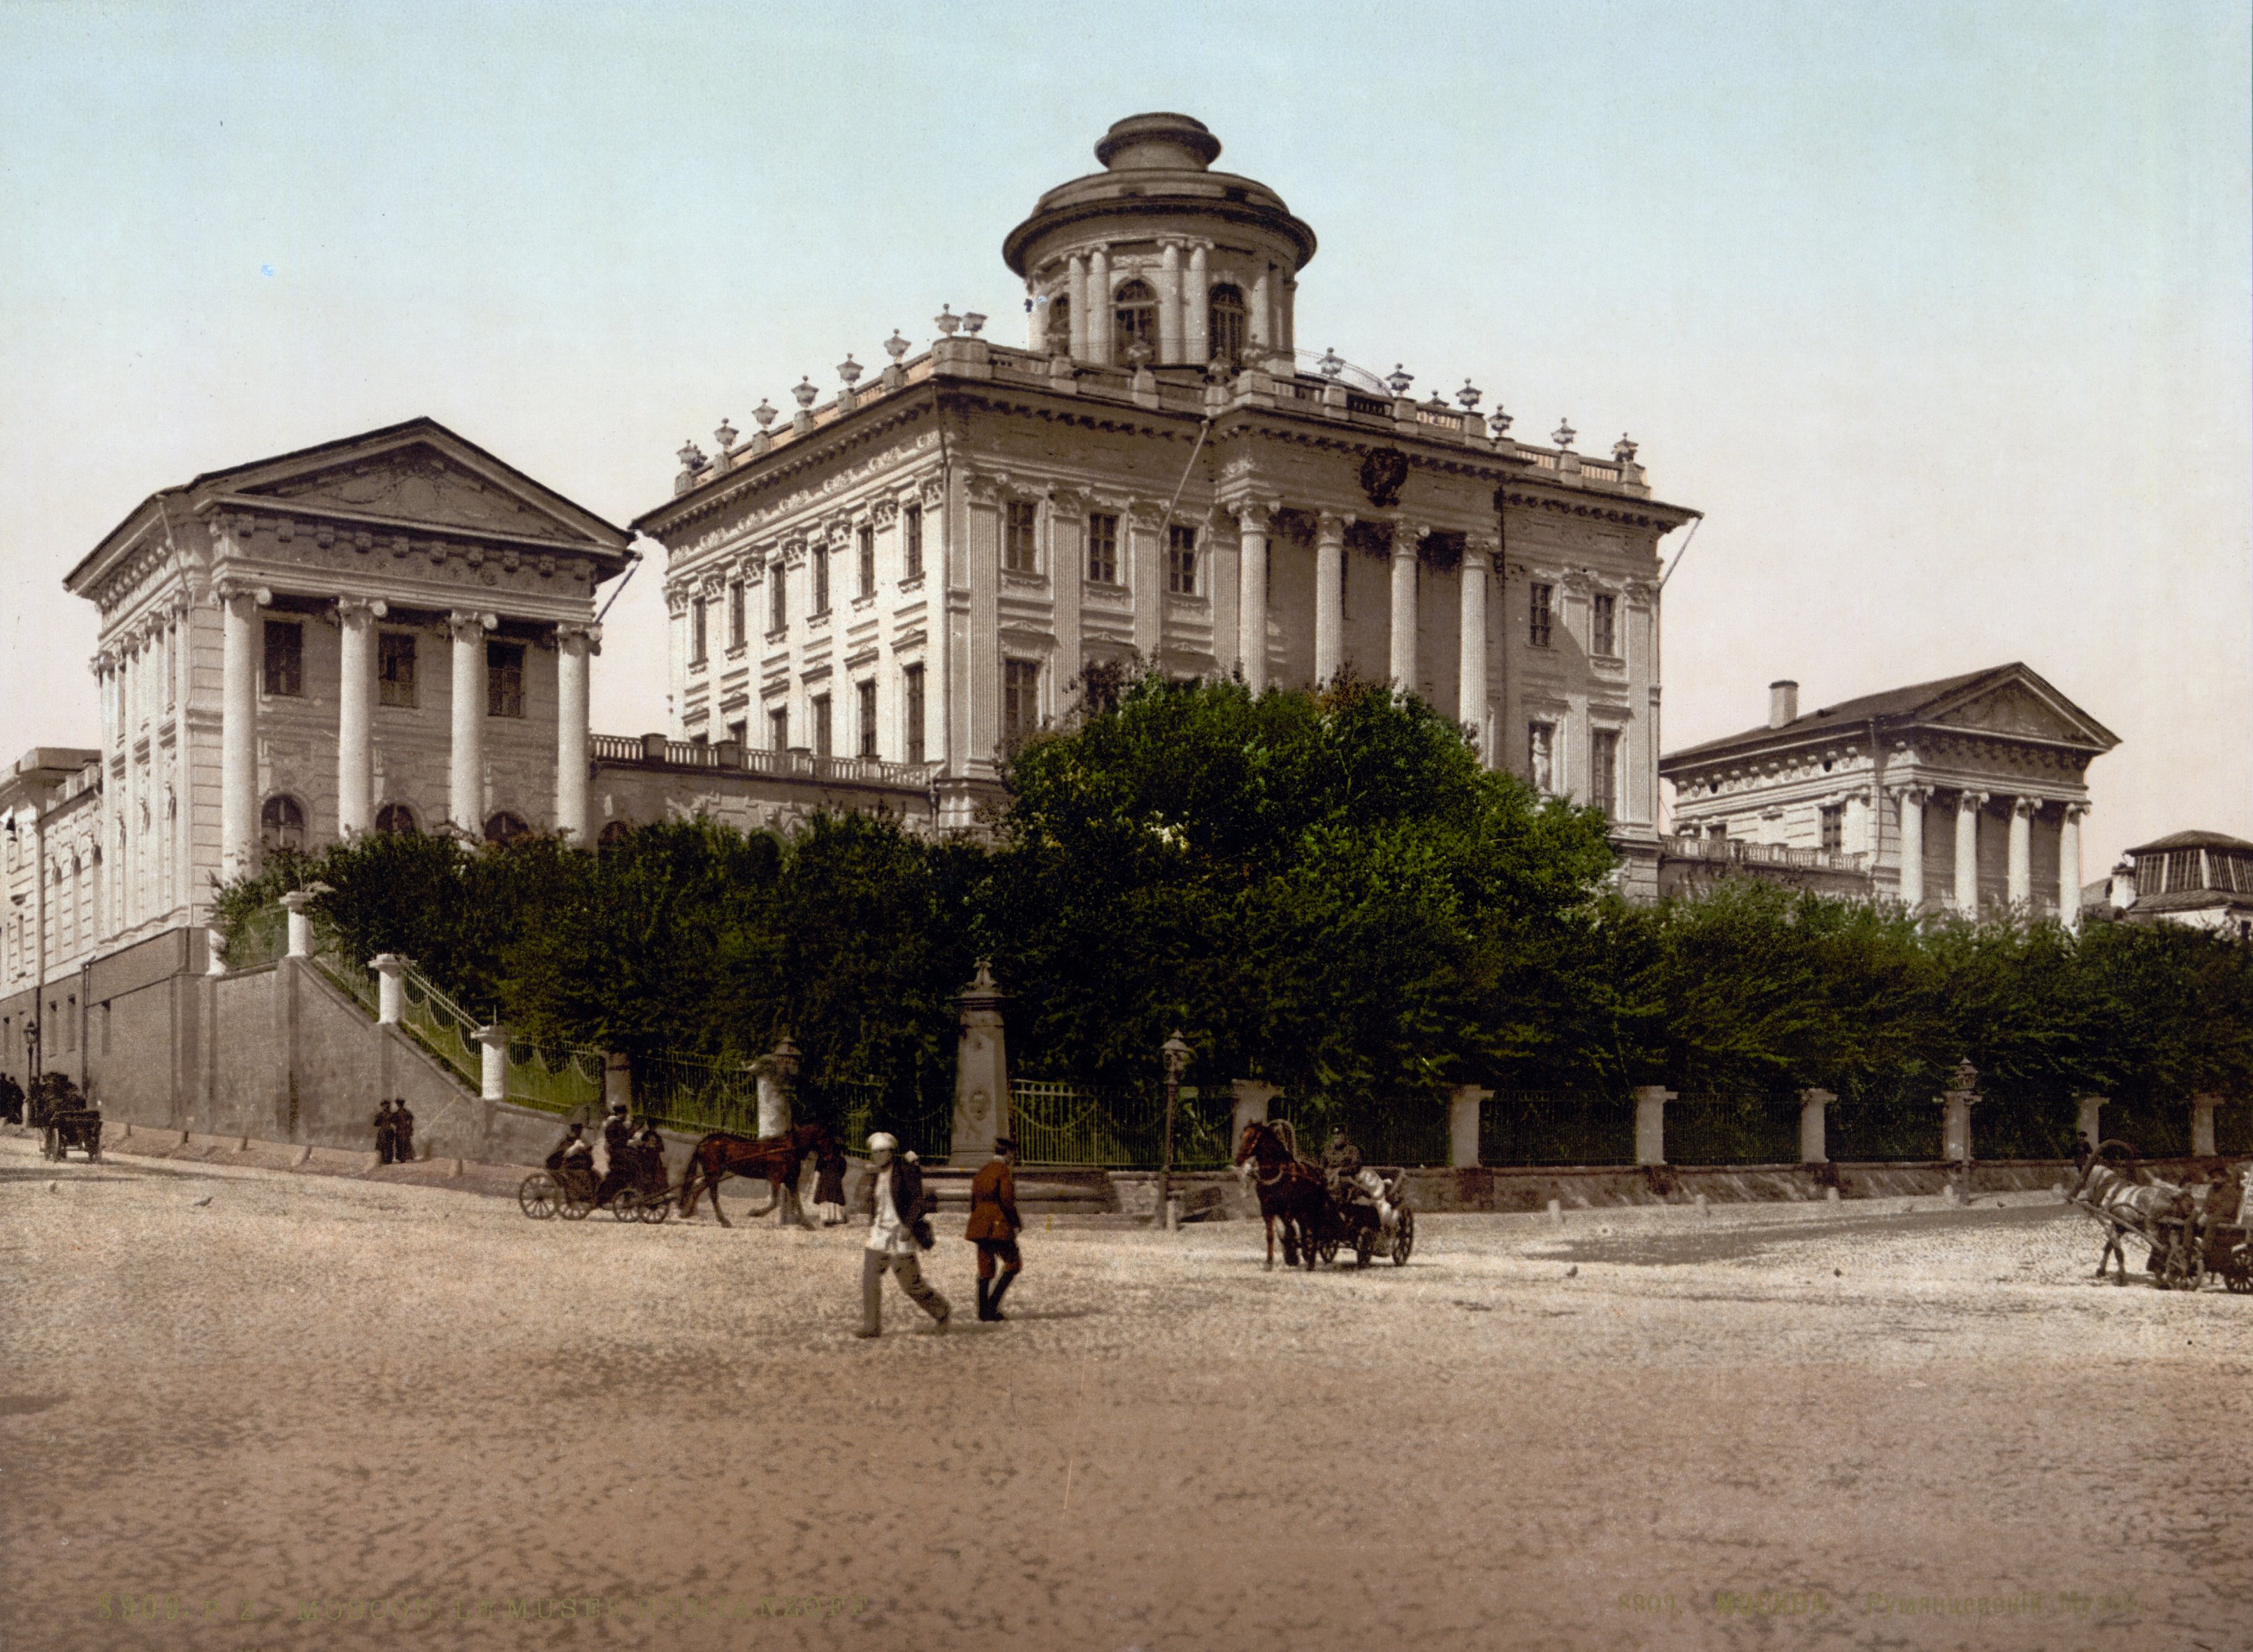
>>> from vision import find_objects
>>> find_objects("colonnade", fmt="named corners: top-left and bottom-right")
top-left (1891, 785), bottom-right (2085, 925)
top-left (1051, 238), bottom-right (1284, 368)
top-left (215, 582), bottom-right (597, 880)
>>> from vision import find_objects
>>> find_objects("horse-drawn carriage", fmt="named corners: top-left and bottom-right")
top-left (1235, 1119), bottom-right (1415, 1270)
top-left (2069, 1138), bottom-right (2252, 1294)
top-left (516, 1121), bottom-right (837, 1229)
top-left (518, 1142), bottom-right (673, 1224)
top-left (27, 1073), bottom-right (102, 1164)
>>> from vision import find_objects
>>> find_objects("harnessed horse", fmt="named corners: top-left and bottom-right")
top-left (1234, 1119), bottom-right (1326, 1271)
top-left (2070, 1139), bottom-right (2189, 1284)
top-left (678, 1122), bottom-right (834, 1229)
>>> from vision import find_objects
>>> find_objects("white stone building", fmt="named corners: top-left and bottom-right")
top-left (634, 113), bottom-right (1699, 886)
top-left (1658, 664), bottom-right (2119, 920)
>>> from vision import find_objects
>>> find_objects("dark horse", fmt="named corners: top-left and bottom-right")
top-left (679, 1122), bottom-right (835, 1229)
top-left (1235, 1119), bottom-right (1326, 1271)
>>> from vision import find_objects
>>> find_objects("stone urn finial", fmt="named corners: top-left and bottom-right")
top-left (884, 328), bottom-right (911, 361)
top-left (1951, 1058), bottom-right (1980, 1094)
top-left (962, 310), bottom-right (987, 337)
top-left (1125, 339), bottom-right (1154, 369)
top-left (837, 355), bottom-right (863, 386)
top-left (1552, 418), bottom-right (1577, 451)
top-left (1488, 405), bottom-right (1514, 438)
top-left (676, 440), bottom-right (707, 473)
top-left (1317, 347), bottom-right (1345, 380)
top-left (791, 376), bottom-right (819, 410)
top-left (751, 398), bottom-right (777, 430)
top-left (1457, 379), bottom-right (1482, 411)
top-left (934, 305), bottom-right (961, 336)
top-left (1385, 363), bottom-right (1414, 398)
top-left (1614, 433), bottom-right (1638, 465)
top-left (713, 417), bottom-right (737, 453)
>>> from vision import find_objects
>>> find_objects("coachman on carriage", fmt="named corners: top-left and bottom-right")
top-left (2069, 1138), bottom-right (2253, 1294)
top-left (28, 1073), bottom-right (103, 1164)
top-left (1233, 1118), bottom-right (1414, 1271)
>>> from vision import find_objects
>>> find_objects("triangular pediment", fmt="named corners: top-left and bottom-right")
top-left (1920, 667), bottom-right (2117, 751)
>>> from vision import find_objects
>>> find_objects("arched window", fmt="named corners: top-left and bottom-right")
top-left (1045, 293), bottom-right (1071, 354)
top-left (260, 796), bottom-right (306, 854)
top-left (597, 820), bottom-right (634, 853)
top-left (1208, 284), bottom-right (1247, 366)
top-left (375, 803), bottom-right (419, 836)
top-left (484, 811), bottom-right (530, 845)
top-left (1113, 278), bottom-right (1157, 362)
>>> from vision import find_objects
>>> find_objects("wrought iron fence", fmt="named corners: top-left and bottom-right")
top-left (1665, 1093), bottom-right (1802, 1166)
top-left (1823, 1079), bottom-right (1944, 1161)
top-left (224, 904), bottom-right (291, 971)
top-left (1479, 1091), bottom-right (1637, 1166)
top-left (634, 1052), bottom-right (761, 1138)
top-left (830, 1078), bottom-right (952, 1162)
top-left (1008, 1080), bottom-right (1235, 1168)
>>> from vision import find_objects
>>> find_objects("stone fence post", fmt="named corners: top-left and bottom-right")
top-left (370, 955), bottom-right (405, 1025)
top-left (1633, 1085), bottom-right (1676, 1167)
top-left (280, 890), bottom-right (314, 959)
top-left (950, 959), bottom-right (1006, 1166)
top-left (2191, 1092), bottom-right (2222, 1157)
top-left (1939, 1059), bottom-right (1980, 1171)
top-left (475, 1024), bottom-right (508, 1105)
top-left (604, 1052), bottom-right (633, 1117)
top-left (1451, 1085), bottom-right (1491, 1168)
top-left (753, 1038), bottom-right (799, 1139)
top-left (2075, 1095), bottom-right (2106, 1150)
top-left (1231, 1080), bottom-right (1280, 1159)
top-left (1799, 1087), bottom-right (1836, 1164)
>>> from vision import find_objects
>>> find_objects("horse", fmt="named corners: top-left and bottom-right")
top-left (678, 1122), bottom-right (835, 1229)
top-left (1234, 1119), bottom-right (1326, 1271)
top-left (2070, 1139), bottom-right (2189, 1284)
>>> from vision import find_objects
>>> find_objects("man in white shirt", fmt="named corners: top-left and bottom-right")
top-left (855, 1133), bottom-right (950, 1338)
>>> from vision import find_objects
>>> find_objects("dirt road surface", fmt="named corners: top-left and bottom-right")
top-left (4, 1132), bottom-right (2247, 1652)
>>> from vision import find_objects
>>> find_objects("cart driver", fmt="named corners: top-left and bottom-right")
top-left (595, 1100), bottom-right (635, 1205)
top-left (1322, 1129), bottom-right (1364, 1203)
top-left (546, 1122), bottom-right (595, 1178)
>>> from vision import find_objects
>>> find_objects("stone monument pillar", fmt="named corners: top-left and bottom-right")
top-left (753, 1037), bottom-right (799, 1140)
top-left (1799, 1087), bottom-right (1836, 1164)
top-left (1231, 1079), bottom-right (1280, 1159)
top-left (1451, 1085), bottom-right (1491, 1169)
top-left (1939, 1059), bottom-right (1980, 1175)
top-left (950, 959), bottom-right (1008, 1166)
top-left (1633, 1085), bottom-right (1676, 1167)
top-left (2075, 1095), bottom-right (2106, 1151)
top-left (2191, 1092), bottom-right (2221, 1158)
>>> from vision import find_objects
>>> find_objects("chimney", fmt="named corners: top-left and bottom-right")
top-left (2108, 859), bottom-right (2138, 911)
top-left (1768, 680), bottom-right (1799, 729)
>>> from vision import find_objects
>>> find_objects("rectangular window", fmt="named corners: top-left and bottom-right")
top-left (769, 706), bottom-right (789, 751)
top-left (1589, 729), bottom-right (1619, 813)
top-left (1087, 512), bottom-right (1120, 584)
top-left (165, 625), bottom-right (175, 708)
top-left (378, 632), bottom-right (417, 708)
top-left (726, 718), bottom-right (747, 750)
top-left (487, 642), bottom-right (526, 718)
top-left (1166, 524), bottom-right (1198, 595)
top-left (903, 503), bottom-right (924, 579)
top-left (812, 694), bottom-right (833, 758)
top-left (1591, 593), bottom-right (1617, 658)
top-left (727, 581), bottom-right (745, 649)
top-left (1820, 804), bottom-right (1845, 853)
top-left (769, 565), bottom-right (786, 633)
top-left (1003, 660), bottom-right (1040, 746)
top-left (262, 621), bottom-right (303, 697)
top-left (857, 679), bottom-right (878, 759)
top-left (904, 665), bottom-right (925, 765)
top-left (1528, 721), bottom-right (1555, 793)
top-left (1529, 584), bottom-right (1553, 649)
top-left (809, 544), bottom-right (827, 615)
top-left (857, 526), bottom-right (875, 599)
top-left (690, 597), bottom-right (708, 664)
top-left (1004, 500), bottom-right (1039, 574)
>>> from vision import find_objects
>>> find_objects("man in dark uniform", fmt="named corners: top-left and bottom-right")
top-left (594, 1100), bottom-right (635, 1206)
top-left (391, 1097), bottom-right (416, 1164)
top-left (630, 1121), bottom-right (669, 1197)
top-left (966, 1136), bottom-right (1024, 1321)
top-left (1321, 1128), bottom-right (1363, 1203)
top-left (372, 1098), bottom-right (398, 1165)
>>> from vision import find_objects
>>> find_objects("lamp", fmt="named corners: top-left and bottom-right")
top-left (1156, 1030), bottom-right (1192, 1227)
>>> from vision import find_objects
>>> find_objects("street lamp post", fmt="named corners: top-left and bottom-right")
top-left (24, 1018), bottom-right (41, 1085)
top-left (1157, 1031), bottom-right (1191, 1228)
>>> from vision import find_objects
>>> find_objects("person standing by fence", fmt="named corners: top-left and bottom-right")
top-left (372, 1098), bottom-right (397, 1165)
top-left (392, 1098), bottom-right (415, 1164)
top-left (854, 1133), bottom-right (948, 1338)
top-left (966, 1136), bottom-right (1024, 1321)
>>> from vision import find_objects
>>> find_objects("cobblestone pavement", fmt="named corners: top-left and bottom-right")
top-left (3, 1131), bottom-right (2248, 1652)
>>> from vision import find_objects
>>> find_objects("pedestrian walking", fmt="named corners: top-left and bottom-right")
top-left (391, 1097), bottom-right (415, 1164)
top-left (372, 1098), bottom-right (398, 1165)
top-left (853, 1133), bottom-right (948, 1338)
top-left (966, 1135), bottom-right (1024, 1321)
top-left (811, 1143), bottom-right (848, 1226)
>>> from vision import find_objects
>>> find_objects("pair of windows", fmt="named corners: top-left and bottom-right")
top-left (266, 621), bottom-right (519, 716)
top-left (1101, 281), bottom-right (1249, 365)
top-left (1081, 513), bottom-right (1196, 590)
top-left (1523, 586), bottom-right (1621, 657)
top-left (1527, 723), bottom-right (1621, 814)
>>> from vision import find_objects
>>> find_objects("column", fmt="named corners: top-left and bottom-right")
top-left (1249, 266), bottom-right (1272, 350)
top-left (1458, 537), bottom-right (1493, 746)
top-left (335, 597), bottom-right (383, 836)
top-left (217, 584), bottom-right (263, 882)
top-left (554, 623), bottom-right (597, 843)
top-left (1313, 512), bottom-right (1345, 683)
top-left (475, 1024), bottom-right (507, 1104)
top-left (2075, 1095), bottom-right (2104, 1150)
top-left (1954, 792), bottom-right (1985, 913)
top-left (2007, 797), bottom-right (2034, 907)
top-left (1185, 242), bottom-right (1210, 364)
top-left (1087, 245), bottom-right (1110, 366)
top-left (2059, 805), bottom-right (2085, 930)
top-left (1895, 786), bottom-right (1927, 908)
top-left (1066, 253), bottom-right (1089, 359)
top-left (370, 954), bottom-right (405, 1024)
top-left (1231, 1080), bottom-right (1280, 1160)
top-left (281, 890), bottom-right (313, 959)
top-left (950, 959), bottom-right (1007, 1166)
top-left (1450, 1085), bottom-right (1490, 1169)
top-left (2191, 1094), bottom-right (2220, 1157)
top-left (1236, 501), bottom-right (1270, 693)
top-left (1388, 521), bottom-right (1421, 692)
top-left (1799, 1088), bottom-right (1836, 1164)
top-left (1158, 241), bottom-right (1184, 364)
top-left (1633, 1085), bottom-right (1675, 1167)
top-left (448, 611), bottom-right (492, 835)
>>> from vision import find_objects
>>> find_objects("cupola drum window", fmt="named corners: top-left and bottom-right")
top-left (1113, 278), bottom-right (1157, 361)
top-left (1208, 284), bottom-right (1247, 365)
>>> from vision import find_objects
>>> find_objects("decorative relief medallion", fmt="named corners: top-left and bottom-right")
top-left (1359, 447), bottom-right (1410, 509)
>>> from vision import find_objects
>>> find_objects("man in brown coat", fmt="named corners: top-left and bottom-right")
top-left (966, 1136), bottom-right (1024, 1322)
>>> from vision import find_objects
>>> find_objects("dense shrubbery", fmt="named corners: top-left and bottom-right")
top-left (217, 674), bottom-right (2253, 1126)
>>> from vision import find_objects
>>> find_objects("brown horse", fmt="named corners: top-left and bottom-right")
top-left (1235, 1119), bottom-right (1324, 1271)
top-left (678, 1122), bottom-right (834, 1229)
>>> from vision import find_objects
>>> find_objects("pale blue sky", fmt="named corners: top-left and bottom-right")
top-left (3, 1), bottom-right (2246, 870)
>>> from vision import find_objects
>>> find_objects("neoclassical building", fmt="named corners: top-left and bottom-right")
top-left (634, 113), bottom-right (1699, 886)
top-left (1658, 663), bottom-right (2118, 921)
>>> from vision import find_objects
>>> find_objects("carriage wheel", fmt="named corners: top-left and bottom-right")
top-left (1392, 1207), bottom-right (1416, 1266)
top-left (611, 1189), bottom-right (642, 1223)
top-left (2224, 1256), bottom-right (2253, 1295)
top-left (639, 1192), bottom-right (669, 1224)
top-left (1354, 1227), bottom-right (1375, 1268)
top-left (1317, 1237), bottom-right (1340, 1265)
top-left (518, 1173), bottom-right (560, 1220)
top-left (557, 1182), bottom-right (594, 1221)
